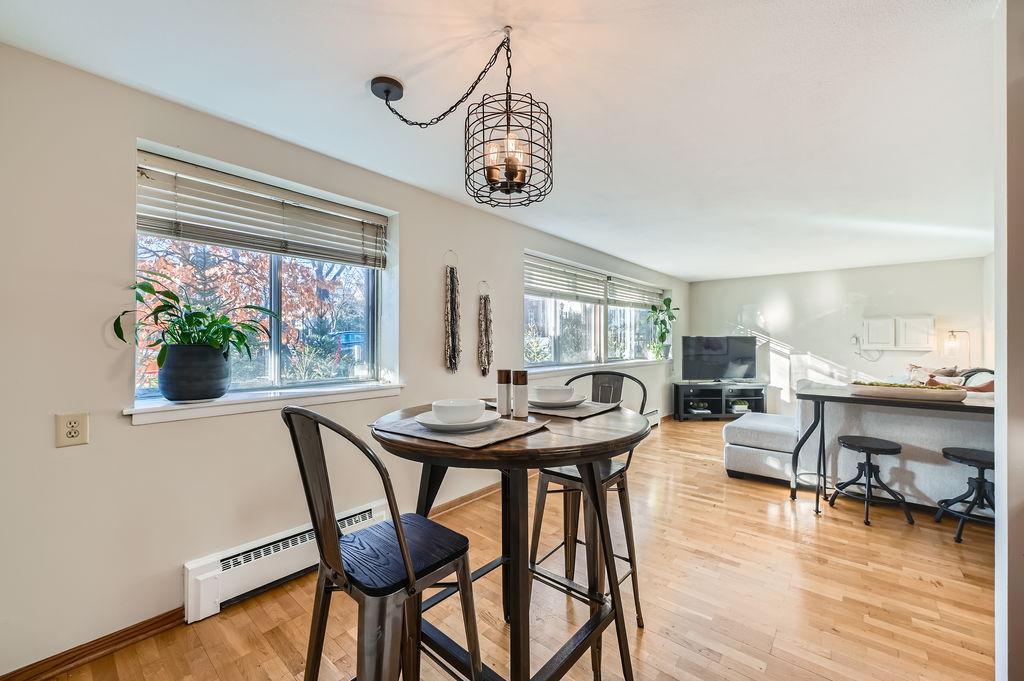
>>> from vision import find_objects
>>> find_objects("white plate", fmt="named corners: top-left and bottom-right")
top-left (528, 391), bottom-right (587, 409)
top-left (414, 410), bottom-right (501, 433)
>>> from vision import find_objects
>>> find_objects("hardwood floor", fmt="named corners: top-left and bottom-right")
top-left (55, 420), bottom-right (994, 681)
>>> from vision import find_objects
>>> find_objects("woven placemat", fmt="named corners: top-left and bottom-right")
top-left (485, 400), bottom-right (621, 419)
top-left (370, 415), bottom-right (550, 449)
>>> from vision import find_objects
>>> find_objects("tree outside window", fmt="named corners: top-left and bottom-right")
top-left (135, 235), bottom-right (375, 396)
top-left (523, 295), bottom-right (598, 366)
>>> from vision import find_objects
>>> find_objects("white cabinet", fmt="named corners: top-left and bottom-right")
top-left (861, 317), bottom-right (896, 350)
top-left (860, 316), bottom-right (934, 351)
top-left (895, 316), bottom-right (935, 351)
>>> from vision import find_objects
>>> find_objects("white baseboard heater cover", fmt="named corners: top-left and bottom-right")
top-left (644, 409), bottom-right (660, 427)
top-left (184, 499), bottom-right (387, 623)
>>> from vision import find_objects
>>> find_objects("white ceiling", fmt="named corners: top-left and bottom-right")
top-left (0, 0), bottom-right (998, 281)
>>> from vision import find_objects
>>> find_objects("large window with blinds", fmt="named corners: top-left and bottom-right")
top-left (134, 152), bottom-right (388, 396)
top-left (523, 254), bottom-right (666, 367)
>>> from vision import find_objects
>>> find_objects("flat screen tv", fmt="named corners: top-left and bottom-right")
top-left (681, 336), bottom-right (756, 380)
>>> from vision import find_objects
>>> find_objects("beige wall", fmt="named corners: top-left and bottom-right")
top-left (688, 258), bottom-right (990, 415)
top-left (0, 44), bottom-right (687, 672)
top-left (983, 252), bottom-right (997, 367)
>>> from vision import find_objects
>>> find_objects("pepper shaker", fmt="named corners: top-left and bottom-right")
top-left (496, 369), bottom-right (512, 416)
top-left (512, 370), bottom-right (529, 418)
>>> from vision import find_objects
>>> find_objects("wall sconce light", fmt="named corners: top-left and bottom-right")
top-left (944, 330), bottom-right (972, 365)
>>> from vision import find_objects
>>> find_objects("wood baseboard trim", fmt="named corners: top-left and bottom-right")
top-left (429, 472), bottom-right (538, 518)
top-left (2, 608), bottom-right (184, 681)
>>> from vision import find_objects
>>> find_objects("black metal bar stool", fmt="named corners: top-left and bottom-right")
top-left (935, 447), bottom-right (995, 543)
top-left (282, 406), bottom-right (483, 681)
top-left (828, 435), bottom-right (914, 526)
top-left (528, 370), bottom-right (647, 628)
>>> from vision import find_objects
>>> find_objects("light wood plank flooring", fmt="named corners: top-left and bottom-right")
top-left (57, 420), bottom-right (994, 681)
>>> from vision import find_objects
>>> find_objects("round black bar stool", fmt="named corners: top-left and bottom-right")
top-left (934, 448), bottom-right (995, 543)
top-left (828, 435), bottom-right (915, 526)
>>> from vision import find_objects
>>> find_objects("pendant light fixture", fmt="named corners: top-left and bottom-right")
top-left (371, 27), bottom-right (552, 208)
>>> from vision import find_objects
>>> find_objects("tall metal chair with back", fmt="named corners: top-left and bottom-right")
top-left (528, 370), bottom-right (648, 627)
top-left (281, 406), bottom-right (482, 681)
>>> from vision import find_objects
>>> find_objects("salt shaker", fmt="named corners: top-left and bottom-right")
top-left (512, 370), bottom-right (529, 418)
top-left (496, 369), bottom-right (512, 416)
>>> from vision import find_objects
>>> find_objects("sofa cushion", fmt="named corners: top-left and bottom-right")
top-left (723, 443), bottom-right (816, 480)
top-left (722, 412), bottom-right (799, 453)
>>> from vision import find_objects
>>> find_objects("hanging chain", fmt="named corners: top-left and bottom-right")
top-left (384, 35), bottom-right (512, 128)
top-left (505, 38), bottom-right (513, 96)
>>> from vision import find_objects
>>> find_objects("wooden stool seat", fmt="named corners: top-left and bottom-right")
top-left (342, 513), bottom-right (469, 597)
top-left (942, 447), bottom-right (995, 469)
top-left (541, 458), bottom-right (627, 484)
top-left (836, 435), bottom-right (901, 456)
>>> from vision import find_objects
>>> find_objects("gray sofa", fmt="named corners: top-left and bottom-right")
top-left (722, 380), bottom-right (995, 507)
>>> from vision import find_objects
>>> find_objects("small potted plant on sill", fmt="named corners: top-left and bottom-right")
top-left (648, 297), bottom-right (680, 360)
top-left (113, 273), bottom-right (276, 403)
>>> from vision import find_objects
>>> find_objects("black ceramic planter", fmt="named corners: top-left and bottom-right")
top-left (158, 344), bottom-right (231, 402)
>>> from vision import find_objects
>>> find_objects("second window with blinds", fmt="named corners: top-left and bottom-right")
top-left (523, 254), bottom-right (665, 368)
top-left (134, 151), bottom-right (388, 397)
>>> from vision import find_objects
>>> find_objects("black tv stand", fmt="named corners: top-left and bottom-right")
top-left (673, 381), bottom-right (767, 421)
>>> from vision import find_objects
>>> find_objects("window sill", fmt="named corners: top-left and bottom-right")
top-left (123, 382), bottom-right (404, 425)
top-left (527, 358), bottom-right (672, 379)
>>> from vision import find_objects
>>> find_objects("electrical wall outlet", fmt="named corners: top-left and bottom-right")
top-left (55, 413), bottom-right (89, 447)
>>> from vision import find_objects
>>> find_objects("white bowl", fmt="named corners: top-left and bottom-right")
top-left (431, 399), bottom-right (485, 423)
top-left (532, 385), bottom-right (575, 402)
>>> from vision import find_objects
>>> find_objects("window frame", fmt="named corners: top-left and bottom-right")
top-left (522, 255), bottom-right (667, 370)
top-left (271, 251), bottom-right (381, 391)
top-left (133, 235), bottom-right (382, 400)
top-left (133, 150), bottom-right (390, 400)
top-left (523, 294), bottom-right (602, 368)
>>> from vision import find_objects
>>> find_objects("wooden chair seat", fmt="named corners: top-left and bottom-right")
top-left (541, 458), bottom-right (627, 484)
top-left (341, 513), bottom-right (469, 596)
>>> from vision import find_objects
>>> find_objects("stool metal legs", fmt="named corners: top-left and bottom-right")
top-left (530, 471), bottom-right (645, 628)
top-left (616, 478), bottom-right (645, 628)
top-left (357, 594), bottom-right (405, 681)
top-left (529, 476), bottom-right (549, 569)
top-left (828, 452), bottom-right (915, 526)
top-left (563, 489), bottom-right (581, 581)
top-left (935, 466), bottom-right (995, 543)
top-left (304, 566), bottom-right (334, 681)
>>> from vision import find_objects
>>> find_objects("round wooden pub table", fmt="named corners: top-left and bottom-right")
top-left (371, 404), bottom-right (651, 681)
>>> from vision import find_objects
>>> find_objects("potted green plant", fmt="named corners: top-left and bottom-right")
top-left (113, 274), bottom-right (276, 402)
top-left (648, 297), bottom-right (680, 360)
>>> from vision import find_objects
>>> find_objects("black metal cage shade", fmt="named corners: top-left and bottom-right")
top-left (465, 92), bottom-right (552, 207)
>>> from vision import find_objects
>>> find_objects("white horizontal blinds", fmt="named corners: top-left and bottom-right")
top-left (136, 152), bottom-right (388, 268)
top-left (607, 276), bottom-right (665, 309)
top-left (523, 254), bottom-right (607, 304)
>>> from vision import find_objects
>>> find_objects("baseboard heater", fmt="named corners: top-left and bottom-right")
top-left (644, 409), bottom-right (661, 427)
top-left (184, 499), bottom-right (387, 623)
